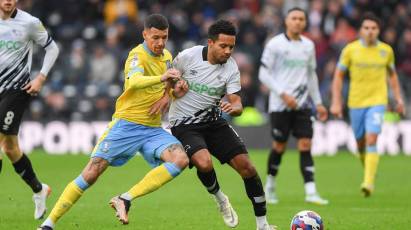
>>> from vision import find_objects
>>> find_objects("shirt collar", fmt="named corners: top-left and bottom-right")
top-left (142, 41), bottom-right (162, 57)
top-left (11, 9), bottom-right (17, 18)
top-left (202, 46), bottom-right (208, 61)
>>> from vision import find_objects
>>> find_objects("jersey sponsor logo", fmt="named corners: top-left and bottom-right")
top-left (0, 40), bottom-right (22, 50)
top-left (354, 62), bottom-right (385, 69)
top-left (283, 59), bottom-right (307, 68)
top-left (188, 81), bottom-right (224, 96)
top-left (189, 69), bottom-right (198, 76)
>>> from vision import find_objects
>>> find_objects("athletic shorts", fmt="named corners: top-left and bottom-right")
top-left (270, 109), bottom-right (314, 142)
top-left (171, 119), bottom-right (247, 165)
top-left (91, 119), bottom-right (181, 167)
top-left (0, 89), bottom-right (31, 135)
top-left (349, 105), bottom-right (386, 140)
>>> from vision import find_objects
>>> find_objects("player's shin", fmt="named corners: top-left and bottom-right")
top-left (299, 151), bottom-right (316, 195)
top-left (42, 175), bottom-right (89, 228)
top-left (121, 162), bottom-right (181, 201)
top-left (243, 174), bottom-right (269, 226)
top-left (12, 154), bottom-right (42, 193)
top-left (196, 169), bottom-right (227, 202)
top-left (363, 145), bottom-right (379, 190)
top-left (0, 158), bottom-right (2, 174)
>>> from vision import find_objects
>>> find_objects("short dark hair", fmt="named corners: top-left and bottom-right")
top-left (360, 12), bottom-right (381, 29)
top-left (144, 14), bottom-right (169, 30)
top-left (208, 19), bottom-right (237, 41)
top-left (287, 7), bottom-right (307, 17)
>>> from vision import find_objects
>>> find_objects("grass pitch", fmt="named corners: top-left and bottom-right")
top-left (0, 150), bottom-right (410, 229)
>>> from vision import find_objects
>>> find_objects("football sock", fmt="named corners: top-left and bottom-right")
top-left (12, 154), bottom-right (42, 193)
top-left (364, 146), bottom-right (379, 186)
top-left (197, 168), bottom-right (220, 194)
top-left (121, 163), bottom-right (180, 201)
top-left (45, 176), bottom-right (89, 226)
top-left (243, 175), bottom-right (266, 217)
top-left (265, 174), bottom-right (276, 191)
top-left (267, 149), bottom-right (283, 176)
top-left (359, 153), bottom-right (366, 166)
top-left (0, 159), bottom-right (2, 174)
top-left (304, 181), bottom-right (317, 195)
top-left (256, 215), bottom-right (269, 228)
top-left (196, 169), bottom-right (227, 202)
top-left (300, 151), bottom-right (315, 183)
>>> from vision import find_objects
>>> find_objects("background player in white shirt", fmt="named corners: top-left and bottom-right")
top-left (0, 0), bottom-right (59, 219)
top-left (168, 20), bottom-right (276, 230)
top-left (259, 7), bottom-right (328, 205)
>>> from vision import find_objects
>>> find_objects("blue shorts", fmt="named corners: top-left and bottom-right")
top-left (349, 105), bottom-right (386, 140)
top-left (91, 119), bottom-right (181, 167)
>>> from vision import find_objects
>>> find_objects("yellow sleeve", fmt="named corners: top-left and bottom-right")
top-left (124, 52), bottom-right (162, 90)
top-left (387, 47), bottom-right (395, 71)
top-left (337, 46), bottom-right (351, 72)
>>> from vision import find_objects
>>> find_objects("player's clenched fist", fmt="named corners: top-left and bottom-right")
top-left (220, 101), bottom-right (233, 114)
top-left (330, 102), bottom-right (343, 119)
top-left (172, 79), bottom-right (189, 98)
top-left (161, 68), bottom-right (181, 82)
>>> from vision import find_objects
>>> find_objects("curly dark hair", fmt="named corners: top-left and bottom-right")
top-left (144, 14), bottom-right (169, 30)
top-left (208, 19), bottom-right (237, 41)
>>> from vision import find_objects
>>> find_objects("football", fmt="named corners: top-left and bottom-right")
top-left (290, 210), bottom-right (324, 230)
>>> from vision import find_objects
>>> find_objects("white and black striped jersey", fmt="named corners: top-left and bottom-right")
top-left (169, 46), bottom-right (241, 127)
top-left (259, 33), bottom-right (322, 112)
top-left (0, 9), bottom-right (53, 94)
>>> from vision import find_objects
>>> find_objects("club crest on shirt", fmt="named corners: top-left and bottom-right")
top-left (130, 55), bottom-right (138, 67)
top-left (189, 69), bottom-right (198, 76)
top-left (166, 60), bottom-right (172, 69)
top-left (379, 49), bottom-right (387, 57)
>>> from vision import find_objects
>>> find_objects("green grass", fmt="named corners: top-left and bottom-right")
top-left (1, 150), bottom-right (410, 229)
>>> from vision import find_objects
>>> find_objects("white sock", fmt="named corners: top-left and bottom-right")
top-left (256, 215), bottom-right (268, 227)
top-left (265, 175), bottom-right (276, 191)
top-left (120, 192), bottom-right (132, 201)
top-left (42, 217), bottom-right (55, 228)
top-left (304, 181), bottom-right (317, 195)
top-left (213, 190), bottom-right (226, 203)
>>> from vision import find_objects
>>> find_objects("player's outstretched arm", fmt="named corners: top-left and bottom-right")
top-left (221, 93), bottom-right (243, 117)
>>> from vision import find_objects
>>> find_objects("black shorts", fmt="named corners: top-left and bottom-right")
top-left (0, 90), bottom-right (31, 135)
top-left (270, 109), bottom-right (313, 142)
top-left (171, 119), bottom-right (248, 165)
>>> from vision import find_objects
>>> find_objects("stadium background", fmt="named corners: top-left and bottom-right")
top-left (2, 1), bottom-right (411, 229)
top-left (14, 0), bottom-right (411, 155)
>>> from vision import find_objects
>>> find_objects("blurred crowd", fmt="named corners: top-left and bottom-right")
top-left (19, 0), bottom-right (411, 122)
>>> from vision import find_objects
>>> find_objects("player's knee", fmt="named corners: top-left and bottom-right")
top-left (238, 162), bottom-right (257, 178)
top-left (193, 157), bottom-right (213, 172)
top-left (173, 152), bottom-right (189, 169)
top-left (273, 142), bottom-right (287, 153)
top-left (2, 143), bottom-right (20, 160)
top-left (297, 139), bottom-right (311, 151)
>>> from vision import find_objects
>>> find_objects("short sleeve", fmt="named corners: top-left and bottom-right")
top-left (260, 40), bottom-right (277, 69)
top-left (30, 17), bottom-right (52, 48)
top-left (226, 63), bottom-right (241, 94)
top-left (337, 46), bottom-right (350, 72)
top-left (172, 52), bottom-right (186, 73)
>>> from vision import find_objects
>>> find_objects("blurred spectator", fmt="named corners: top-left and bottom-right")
top-left (104, 0), bottom-right (138, 26)
top-left (89, 46), bottom-right (117, 94)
